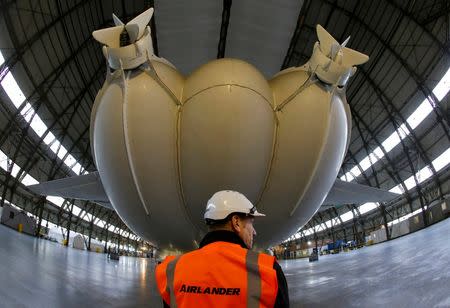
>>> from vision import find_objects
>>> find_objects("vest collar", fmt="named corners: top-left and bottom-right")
top-left (199, 230), bottom-right (247, 249)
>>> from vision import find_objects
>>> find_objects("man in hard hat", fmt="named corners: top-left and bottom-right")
top-left (156, 190), bottom-right (289, 307)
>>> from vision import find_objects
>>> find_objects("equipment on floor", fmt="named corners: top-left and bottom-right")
top-left (73, 234), bottom-right (86, 250)
top-left (108, 251), bottom-right (120, 260)
top-left (309, 248), bottom-right (319, 262)
top-left (0, 205), bottom-right (36, 235)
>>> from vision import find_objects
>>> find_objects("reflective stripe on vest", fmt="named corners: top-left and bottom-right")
top-left (166, 255), bottom-right (180, 308)
top-left (246, 250), bottom-right (261, 307)
top-left (157, 242), bottom-right (278, 308)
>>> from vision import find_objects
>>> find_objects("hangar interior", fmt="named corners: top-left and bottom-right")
top-left (0, 0), bottom-right (449, 307)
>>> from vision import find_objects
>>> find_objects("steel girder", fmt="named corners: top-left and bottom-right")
top-left (217, 0), bottom-right (232, 59)
top-left (281, 0), bottom-right (449, 244)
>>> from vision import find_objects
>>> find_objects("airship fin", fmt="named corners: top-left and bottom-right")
top-left (27, 171), bottom-right (113, 210)
top-left (125, 7), bottom-right (154, 43)
top-left (316, 25), bottom-right (369, 67)
top-left (92, 25), bottom-right (125, 48)
top-left (322, 179), bottom-right (399, 206)
top-left (307, 25), bottom-right (369, 86)
top-left (316, 24), bottom-right (338, 57)
top-left (112, 13), bottom-right (124, 26)
top-left (342, 47), bottom-right (369, 66)
top-left (92, 8), bottom-right (154, 47)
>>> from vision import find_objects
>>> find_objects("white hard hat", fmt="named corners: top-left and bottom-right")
top-left (204, 190), bottom-right (266, 221)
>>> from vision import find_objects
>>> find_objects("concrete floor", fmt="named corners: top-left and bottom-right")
top-left (0, 225), bottom-right (161, 307)
top-left (0, 218), bottom-right (449, 307)
top-left (280, 217), bottom-right (450, 307)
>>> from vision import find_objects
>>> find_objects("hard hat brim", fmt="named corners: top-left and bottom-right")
top-left (249, 210), bottom-right (265, 217)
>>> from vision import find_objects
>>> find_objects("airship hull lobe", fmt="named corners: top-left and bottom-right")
top-left (253, 70), bottom-right (350, 247)
top-left (91, 62), bottom-right (198, 250)
top-left (180, 59), bottom-right (275, 230)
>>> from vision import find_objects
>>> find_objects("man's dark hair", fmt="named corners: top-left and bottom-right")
top-left (206, 212), bottom-right (249, 229)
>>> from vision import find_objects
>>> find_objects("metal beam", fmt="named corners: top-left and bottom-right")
top-left (217, 0), bottom-right (232, 59)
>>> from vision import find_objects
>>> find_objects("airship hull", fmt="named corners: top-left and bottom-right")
top-left (90, 58), bottom-right (350, 249)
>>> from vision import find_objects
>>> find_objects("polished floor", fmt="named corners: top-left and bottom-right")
top-left (0, 218), bottom-right (449, 307)
top-left (280, 217), bottom-right (450, 307)
top-left (0, 226), bottom-right (161, 307)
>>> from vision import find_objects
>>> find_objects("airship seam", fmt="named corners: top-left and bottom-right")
top-left (175, 105), bottom-right (205, 236)
top-left (182, 84), bottom-right (273, 111)
top-left (121, 70), bottom-right (151, 216)
top-left (275, 73), bottom-right (318, 111)
top-left (144, 57), bottom-right (182, 106)
top-left (254, 114), bottom-right (280, 211)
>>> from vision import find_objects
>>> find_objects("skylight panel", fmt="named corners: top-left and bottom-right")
top-left (83, 213), bottom-right (93, 222)
top-left (368, 152), bottom-right (380, 165)
top-left (47, 196), bottom-right (64, 207)
top-left (403, 175), bottom-right (417, 190)
top-left (21, 174), bottom-right (39, 186)
top-left (10, 163), bottom-right (20, 177)
top-left (72, 162), bottom-right (83, 175)
top-left (29, 114), bottom-right (48, 137)
top-left (397, 123), bottom-right (410, 140)
top-left (95, 219), bottom-right (106, 228)
top-left (72, 205), bottom-right (82, 216)
top-left (0, 51), bottom-right (4, 65)
top-left (340, 172), bottom-right (355, 182)
top-left (20, 103), bottom-right (34, 123)
top-left (349, 166), bottom-right (361, 177)
top-left (389, 185), bottom-right (403, 194)
top-left (43, 132), bottom-right (56, 145)
top-left (341, 66), bottom-right (450, 184)
top-left (0, 150), bottom-right (8, 171)
top-left (373, 147), bottom-right (384, 159)
top-left (56, 145), bottom-right (68, 160)
top-left (432, 66), bottom-right (450, 101)
top-left (340, 211), bottom-right (354, 222)
top-left (359, 156), bottom-right (372, 171)
top-left (432, 147), bottom-right (450, 171)
top-left (416, 166), bottom-right (433, 184)
top-left (358, 202), bottom-right (378, 215)
top-left (406, 100), bottom-right (433, 130)
top-left (1, 72), bottom-right (26, 107)
top-left (382, 132), bottom-right (401, 152)
top-left (49, 139), bottom-right (60, 154)
top-left (0, 62), bottom-right (88, 177)
top-left (63, 154), bottom-right (77, 168)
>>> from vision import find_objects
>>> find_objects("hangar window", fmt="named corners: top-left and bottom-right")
top-left (359, 202), bottom-right (378, 215)
top-left (432, 148), bottom-right (450, 171)
top-left (47, 196), bottom-right (64, 208)
top-left (0, 71), bottom-right (25, 107)
top-left (432, 66), bottom-right (450, 101)
top-left (340, 211), bottom-right (354, 222)
top-left (72, 205), bottom-right (82, 217)
top-left (340, 66), bottom-right (450, 184)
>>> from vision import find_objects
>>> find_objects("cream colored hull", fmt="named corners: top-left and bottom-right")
top-left (91, 58), bottom-right (350, 249)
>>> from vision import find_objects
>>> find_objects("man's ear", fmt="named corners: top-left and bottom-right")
top-left (231, 214), bottom-right (241, 232)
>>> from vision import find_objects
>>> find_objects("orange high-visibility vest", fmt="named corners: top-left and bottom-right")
top-left (155, 241), bottom-right (278, 308)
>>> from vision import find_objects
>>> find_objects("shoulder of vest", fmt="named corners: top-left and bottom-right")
top-left (199, 241), bottom-right (247, 251)
top-left (257, 252), bottom-right (276, 267)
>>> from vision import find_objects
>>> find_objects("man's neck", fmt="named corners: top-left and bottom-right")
top-left (199, 230), bottom-right (247, 249)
